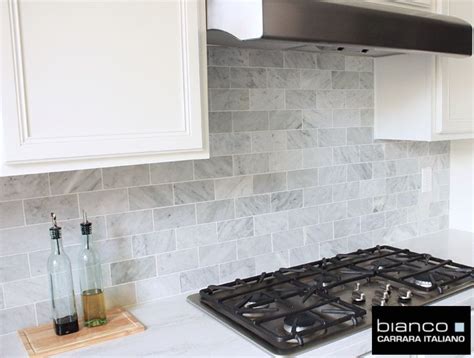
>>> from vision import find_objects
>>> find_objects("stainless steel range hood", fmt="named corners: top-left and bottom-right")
top-left (207, 0), bottom-right (472, 57)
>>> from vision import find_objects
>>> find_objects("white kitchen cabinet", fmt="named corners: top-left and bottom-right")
top-left (1, 0), bottom-right (209, 176)
top-left (374, 0), bottom-right (473, 141)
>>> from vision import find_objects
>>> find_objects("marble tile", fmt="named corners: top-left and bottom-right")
top-left (267, 69), bottom-right (300, 88)
top-left (50, 169), bottom-right (102, 194)
top-left (333, 146), bottom-right (360, 164)
top-left (230, 67), bottom-right (266, 88)
top-left (269, 110), bottom-right (302, 130)
top-left (255, 251), bottom-right (289, 273)
top-left (284, 51), bottom-right (316, 69)
top-left (0, 287), bottom-right (4, 309)
top-left (373, 195), bottom-right (398, 213)
top-left (385, 209), bottom-right (408, 227)
top-left (333, 109), bottom-right (360, 127)
top-left (254, 212), bottom-right (288, 236)
top-left (136, 274), bottom-right (181, 302)
top-left (0, 200), bottom-right (24, 229)
top-left (397, 191), bottom-right (419, 208)
top-left (157, 249), bottom-right (198, 275)
top-left (194, 157), bottom-right (233, 180)
top-left (237, 235), bottom-right (272, 259)
top-left (272, 229), bottom-right (304, 251)
top-left (345, 56), bottom-right (374, 72)
top-left (199, 241), bottom-right (236, 266)
top-left (319, 165), bottom-right (347, 185)
top-left (79, 189), bottom-right (128, 216)
top-left (359, 72), bottom-right (374, 89)
top-left (271, 190), bottom-right (303, 212)
top-left (319, 128), bottom-right (346, 147)
top-left (210, 89), bottom-right (249, 111)
top-left (345, 90), bottom-right (373, 108)
top-left (24, 194), bottom-right (79, 225)
top-left (174, 180), bottom-right (215, 205)
top-left (361, 213), bottom-right (385, 232)
top-left (429, 141), bottom-right (449, 155)
top-left (302, 109), bottom-right (332, 128)
top-left (107, 210), bottom-right (153, 237)
top-left (290, 244), bottom-right (320, 265)
top-left (111, 256), bottom-right (156, 285)
top-left (0, 305), bottom-right (36, 335)
top-left (288, 206), bottom-right (319, 229)
top-left (359, 179), bottom-right (386, 198)
top-left (373, 223), bottom-right (417, 244)
top-left (208, 47), bottom-right (248, 66)
top-left (180, 266), bottom-right (219, 292)
top-left (150, 161), bottom-right (194, 184)
top-left (316, 90), bottom-right (345, 109)
top-left (347, 198), bottom-right (374, 217)
top-left (249, 89), bottom-right (285, 110)
top-left (386, 176), bottom-right (409, 194)
top-left (287, 168), bottom-right (318, 189)
top-left (232, 111), bottom-right (268, 132)
top-left (347, 127), bottom-right (373, 145)
top-left (210, 133), bottom-right (252, 156)
top-left (287, 129), bottom-right (318, 149)
top-left (128, 184), bottom-right (173, 210)
top-left (208, 66), bottom-right (230, 88)
top-left (249, 49), bottom-right (283, 67)
top-left (385, 142), bottom-right (408, 160)
top-left (319, 202), bottom-right (347, 222)
top-left (0, 174), bottom-right (49, 201)
top-left (304, 223), bottom-right (334, 244)
top-left (209, 112), bottom-right (232, 134)
top-left (302, 147), bottom-right (333, 168)
top-left (253, 172), bottom-right (287, 194)
top-left (153, 204), bottom-right (196, 231)
top-left (395, 159), bottom-right (419, 176)
top-left (251, 131), bottom-right (287, 153)
top-left (96, 237), bottom-right (133, 264)
top-left (429, 201), bottom-right (449, 217)
top-left (0, 223), bottom-right (50, 256)
top-left (0, 254), bottom-right (30, 283)
top-left (347, 163), bottom-right (372, 181)
top-left (214, 176), bottom-right (253, 200)
top-left (332, 182), bottom-right (360, 202)
top-left (286, 90), bottom-right (316, 109)
top-left (133, 230), bottom-right (176, 257)
top-left (176, 223), bottom-right (217, 249)
top-left (347, 232), bottom-right (373, 251)
top-left (235, 194), bottom-right (271, 218)
top-left (217, 217), bottom-right (254, 241)
top-left (104, 283), bottom-right (137, 309)
top-left (102, 165), bottom-right (150, 189)
top-left (300, 70), bottom-right (332, 90)
top-left (332, 71), bottom-right (359, 89)
top-left (407, 142), bottom-right (429, 157)
top-left (320, 238), bottom-right (349, 258)
top-left (220, 258), bottom-right (256, 282)
top-left (303, 186), bottom-right (332, 207)
top-left (196, 199), bottom-right (235, 224)
top-left (360, 108), bottom-right (374, 126)
top-left (233, 153), bottom-right (270, 175)
top-left (360, 144), bottom-right (384, 162)
top-left (269, 150), bottom-right (303, 171)
top-left (3, 276), bottom-right (49, 307)
top-left (317, 53), bottom-right (345, 70)
top-left (57, 216), bottom-right (107, 246)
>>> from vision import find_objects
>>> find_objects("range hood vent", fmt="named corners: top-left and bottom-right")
top-left (207, 0), bottom-right (472, 57)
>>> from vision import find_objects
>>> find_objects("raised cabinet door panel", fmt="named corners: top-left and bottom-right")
top-left (1, 0), bottom-right (208, 175)
top-left (435, 0), bottom-right (474, 135)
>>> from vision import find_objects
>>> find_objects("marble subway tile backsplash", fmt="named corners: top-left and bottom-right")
top-left (0, 47), bottom-right (451, 334)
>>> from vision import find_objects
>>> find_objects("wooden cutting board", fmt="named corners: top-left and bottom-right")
top-left (18, 307), bottom-right (145, 357)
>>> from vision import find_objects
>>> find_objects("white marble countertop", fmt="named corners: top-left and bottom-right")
top-left (1, 229), bottom-right (473, 358)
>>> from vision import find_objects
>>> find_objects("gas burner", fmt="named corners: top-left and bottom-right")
top-left (412, 273), bottom-right (434, 288)
top-left (244, 293), bottom-right (269, 309)
top-left (316, 274), bottom-right (336, 287)
top-left (370, 259), bottom-right (394, 271)
top-left (283, 312), bottom-right (320, 333)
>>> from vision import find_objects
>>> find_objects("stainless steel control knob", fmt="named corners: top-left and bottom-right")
top-left (398, 287), bottom-right (413, 302)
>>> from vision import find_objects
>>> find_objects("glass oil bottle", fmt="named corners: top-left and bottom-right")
top-left (47, 213), bottom-right (79, 336)
top-left (78, 212), bottom-right (107, 327)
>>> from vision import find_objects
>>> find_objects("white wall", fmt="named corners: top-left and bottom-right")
top-left (450, 140), bottom-right (474, 232)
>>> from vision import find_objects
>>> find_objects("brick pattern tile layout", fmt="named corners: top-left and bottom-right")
top-left (0, 47), bottom-right (450, 334)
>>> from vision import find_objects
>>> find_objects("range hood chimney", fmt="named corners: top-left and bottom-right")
top-left (207, 0), bottom-right (472, 57)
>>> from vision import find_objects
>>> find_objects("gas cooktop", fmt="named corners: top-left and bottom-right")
top-left (187, 245), bottom-right (474, 356)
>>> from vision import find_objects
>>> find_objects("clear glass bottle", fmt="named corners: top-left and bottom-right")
top-left (78, 212), bottom-right (107, 327)
top-left (47, 213), bottom-right (79, 336)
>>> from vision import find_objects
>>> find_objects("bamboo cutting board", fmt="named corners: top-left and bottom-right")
top-left (18, 307), bottom-right (145, 357)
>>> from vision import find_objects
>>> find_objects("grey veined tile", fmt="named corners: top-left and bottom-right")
top-left (284, 51), bottom-right (316, 69)
top-left (230, 67), bottom-right (266, 88)
top-left (209, 112), bottom-right (232, 134)
top-left (208, 66), bottom-right (230, 89)
top-left (176, 223), bottom-right (218, 249)
top-left (319, 165), bottom-right (347, 185)
top-left (320, 238), bottom-right (349, 258)
top-left (333, 146), bottom-right (360, 164)
top-left (136, 274), bottom-right (180, 302)
top-left (334, 217), bottom-right (361, 238)
top-left (153, 204), bottom-right (196, 230)
top-left (290, 244), bottom-right (320, 266)
top-left (0, 254), bottom-right (30, 283)
top-left (103, 165), bottom-right (150, 189)
top-left (286, 90), bottom-right (316, 110)
top-left (347, 163), bottom-right (372, 181)
top-left (333, 109), bottom-right (360, 128)
top-left (234, 153), bottom-right (270, 175)
top-left (250, 89), bottom-right (285, 111)
top-left (237, 235), bottom-right (272, 259)
top-left (302, 109), bottom-right (332, 129)
top-left (199, 241), bottom-right (236, 267)
top-left (251, 131), bottom-right (287, 153)
top-left (316, 53), bottom-right (345, 70)
top-left (267, 68), bottom-right (300, 88)
top-left (0, 200), bottom-right (24, 229)
top-left (347, 127), bottom-right (373, 145)
top-left (24, 194), bottom-right (79, 225)
top-left (287, 130), bottom-right (318, 149)
top-left (210, 133), bottom-right (252, 156)
top-left (194, 156), bottom-right (233, 180)
top-left (133, 230), bottom-right (176, 257)
top-left (174, 180), bottom-right (215, 205)
top-left (345, 56), bottom-right (374, 72)
top-left (157, 248), bottom-right (198, 275)
top-left (50, 169), bottom-right (102, 194)
top-left (150, 161), bottom-right (194, 184)
top-left (214, 176), bottom-right (253, 200)
top-left (235, 194), bottom-right (271, 218)
top-left (287, 169), bottom-right (318, 189)
top-left (288, 206), bottom-right (319, 229)
top-left (232, 111), bottom-right (268, 132)
top-left (272, 229), bottom-right (304, 251)
top-left (210, 89), bottom-right (249, 111)
top-left (332, 71), bottom-right (359, 89)
top-left (253, 172), bottom-right (287, 194)
top-left (217, 217), bottom-right (254, 241)
top-left (359, 72), bottom-right (374, 89)
top-left (196, 199), bottom-right (235, 224)
top-left (0, 304), bottom-right (36, 335)
top-left (319, 202), bottom-right (347, 222)
top-left (269, 110), bottom-right (302, 130)
top-left (332, 182), bottom-right (360, 202)
top-left (128, 184), bottom-right (173, 210)
top-left (79, 189), bottom-right (128, 216)
top-left (305, 223), bottom-right (333, 245)
top-left (316, 90), bottom-right (345, 109)
top-left (107, 210), bottom-right (153, 237)
top-left (345, 90), bottom-right (374, 108)
top-left (208, 47), bottom-right (248, 66)
top-left (0, 173), bottom-right (49, 201)
top-left (271, 190), bottom-right (303, 212)
top-left (318, 128), bottom-right (346, 147)
top-left (249, 49), bottom-right (284, 67)
top-left (269, 150), bottom-right (303, 172)
top-left (304, 186), bottom-right (332, 207)
top-left (302, 147), bottom-right (333, 168)
top-left (254, 212), bottom-right (288, 236)
top-left (111, 256), bottom-right (156, 285)
top-left (220, 258), bottom-right (256, 283)
top-left (180, 266), bottom-right (219, 292)
top-left (300, 70), bottom-right (331, 90)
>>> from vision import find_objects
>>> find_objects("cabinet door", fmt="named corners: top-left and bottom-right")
top-left (435, 0), bottom-right (474, 136)
top-left (1, 0), bottom-right (208, 176)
